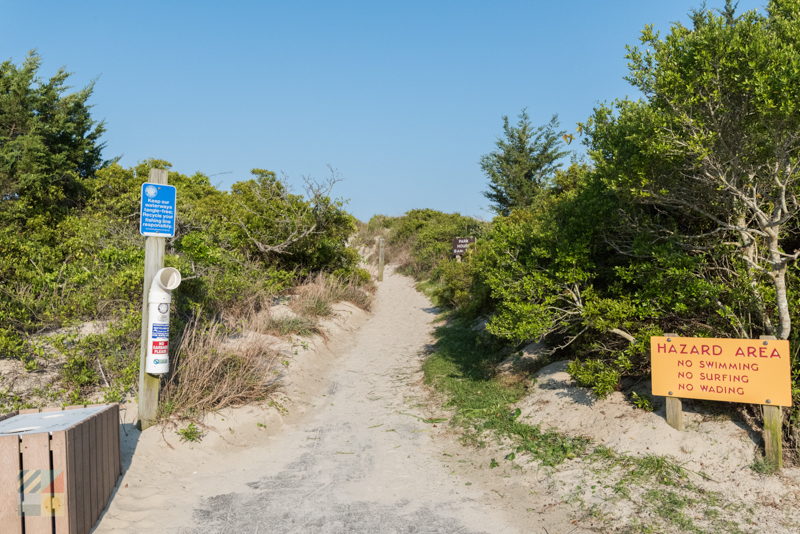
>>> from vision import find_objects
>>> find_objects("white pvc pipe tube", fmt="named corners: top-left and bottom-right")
top-left (145, 267), bottom-right (181, 374)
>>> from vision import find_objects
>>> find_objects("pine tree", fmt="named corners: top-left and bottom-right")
top-left (0, 52), bottom-right (106, 223)
top-left (481, 110), bottom-right (567, 215)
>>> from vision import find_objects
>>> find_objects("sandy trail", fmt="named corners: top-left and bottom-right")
top-left (96, 268), bottom-right (578, 533)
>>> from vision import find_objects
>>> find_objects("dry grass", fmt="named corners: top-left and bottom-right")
top-left (159, 273), bottom-right (373, 422)
top-left (246, 310), bottom-right (320, 337)
top-left (219, 291), bottom-right (272, 326)
top-left (358, 232), bottom-right (415, 273)
top-left (159, 317), bottom-right (280, 420)
top-left (263, 315), bottom-right (320, 337)
top-left (354, 221), bottom-right (412, 267)
top-left (291, 273), bottom-right (374, 317)
top-left (223, 293), bottom-right (321, 338)
top-left (384, 241), bottom-right (412, 270)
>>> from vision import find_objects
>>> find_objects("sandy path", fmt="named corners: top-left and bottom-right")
top-left (96, 268), bottom-right (578, 533)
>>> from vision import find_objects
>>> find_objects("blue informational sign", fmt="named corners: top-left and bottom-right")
top-left (140, 183), bottom-right (177, 237)
top-left (151, 323), bottom-right (170, 339)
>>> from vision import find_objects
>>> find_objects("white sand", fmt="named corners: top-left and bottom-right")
top-left (93, 265), bottom-right (800, 533)
top-left (514, 359), bottom-right (800, 531)
top-left (94, 268), bottom-right (582, 533)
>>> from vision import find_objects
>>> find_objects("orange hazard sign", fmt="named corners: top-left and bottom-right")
top-left (651, 336), bottom-right (792, 407)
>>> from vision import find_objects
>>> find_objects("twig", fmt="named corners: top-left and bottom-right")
top-left (97, 359), bottom-right (110, 388)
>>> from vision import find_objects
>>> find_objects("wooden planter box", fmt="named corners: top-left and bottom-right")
top-left (0, 404), bottom-right (121, 534)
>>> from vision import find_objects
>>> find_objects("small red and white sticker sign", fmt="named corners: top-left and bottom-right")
top-left (151, 340), bottom-right (168, 355)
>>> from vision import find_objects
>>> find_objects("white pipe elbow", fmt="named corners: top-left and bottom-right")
top-left (149, 267), bottom-right (182, 303)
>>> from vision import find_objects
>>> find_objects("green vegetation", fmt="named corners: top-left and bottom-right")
top-left (358, 209), bottom-right (487, 280)
top-left (751, 457), bottom-right (780, 475)
top-left (423, 319), bottom-right (588, 466)
top-left (0, 52), bottom-right (371, 415)
top-left (177, 422), bottom-right (204, 443)
top-left (481, 110), bottom-right (567, 216)
top-left (5, 0), bottom-right (800, 474)
top-left (425, 318), bottom-right (753, 533)
top-left (357, 209), bottom-right (489, 316)
top-left (629, 391), bottom-right (655, 412)
top-left (369, 0), bottom-right (800, 461)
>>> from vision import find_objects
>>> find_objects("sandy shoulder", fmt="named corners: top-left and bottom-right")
top-left (94, 302), bottom-right (369, 533)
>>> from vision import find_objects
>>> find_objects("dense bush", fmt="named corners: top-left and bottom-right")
top-left (371, 209), bottom-right (487, 278)
top-left (430, 257), bottom-right (490, 316)
top-left (382, 2), bottom-right (800, 459)
top-left (0, 55), bottom-right (366, 406)
top-left (1, 160), bottom-right (364, 403)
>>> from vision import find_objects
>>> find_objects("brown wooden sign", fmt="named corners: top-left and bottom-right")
top-left (452, 237), bottom-right (475, 256)
top-left (651, 336), bottom-right (792, 406)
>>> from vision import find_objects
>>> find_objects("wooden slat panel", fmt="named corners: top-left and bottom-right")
top-left (95, 409), bottom-right (105, 515)
top-left (94, 411), bottom-right (104, 527)
top-left (50, 431), bottom-right (70, 534)
top-left (20, 432), bottom-right (52, 534)
top-left (103, 407), bottom-right (115, 505)
top-left (0, 435), bottom-right (22, 534)
top-left (97, 409), bottom-right (109, 512)
top-left (112, 405), bottom-right (121, 479)
top-left (79, 418), bottom-right (91, 533)
top-left (64, 427), bottom-right (81, 534)
top-left (18, 408), bottom-right (41, 414)
top-left (87, 414), bottom-right (100, 528)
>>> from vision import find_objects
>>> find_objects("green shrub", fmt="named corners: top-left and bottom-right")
top-left (177, 422), bottom-right (204, 442)
top-left (630, 391), bottom-right (655, 411)
top-left (566, 359), bottom-right (621, 398)
top-left (2, 160), bottom-right (363, 407)
top-left (0, 328), bottom-right (26, 361)
top-left (382, 209), bottom-right (486, 279)
top-left (62, 354), bottom-right (99, 390)
top-left (0, 53), bottom-right (368, 412)
top-left (431, 256), bottom-right (490, 317)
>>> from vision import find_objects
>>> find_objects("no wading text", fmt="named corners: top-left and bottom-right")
top-left (650, 336), bottom-right (792, 406)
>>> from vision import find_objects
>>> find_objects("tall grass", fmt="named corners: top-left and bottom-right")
top-left (159, 273), bottom-right (373, 420)
top-left (423, 317), bottom-right (748, 533)
top-left (226, 294), bottom-right (320, 338)
top-left (291, 273), bottom-right (374, 317)
top-left (159, 317), bottom-right (280, 420)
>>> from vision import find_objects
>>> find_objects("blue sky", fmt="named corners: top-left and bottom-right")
top-left (1, 0), bottom-right (765, 221)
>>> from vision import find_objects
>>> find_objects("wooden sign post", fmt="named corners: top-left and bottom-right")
top-left (377, 237), bottom-right (385, 282)
top-left (761, 336), bottom-right (783, 469)
top-left (137, 169), bottom-right (169, 430)
top-left (662, 334), bottom-right (685, 431)
top-left (651, 334), bottom-right (791, 469)
top-left (452, 237), bottom-right (475, 259)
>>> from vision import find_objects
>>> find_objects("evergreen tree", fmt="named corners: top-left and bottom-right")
top-left (481, 110), bottom-right (567, 215)
top-left (0, 52), bottom-right (106, 223)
